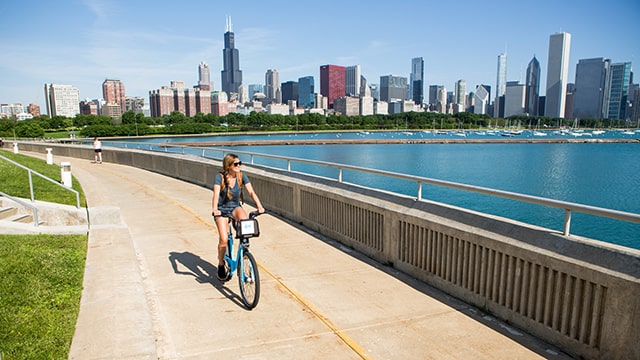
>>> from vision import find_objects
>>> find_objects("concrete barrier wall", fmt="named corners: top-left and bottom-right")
top-left (17, 141), bottom-right (640, 360)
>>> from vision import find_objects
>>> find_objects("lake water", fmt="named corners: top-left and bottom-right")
top-left (113, 130), bottom-right (640, 250)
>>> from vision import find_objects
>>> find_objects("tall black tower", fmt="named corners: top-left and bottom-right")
top-left (221, 16), bottom-right (242, 97)
top-left (525, 55), bottom-right (541, 116)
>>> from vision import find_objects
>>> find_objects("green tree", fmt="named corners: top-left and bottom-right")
top-left (164, 111), bottom-right (188, 125)
top-left (47, 115), bottom-right (72, 129)
top-left (79, 125), bottom-right (117, 138)
top-left (121, 111), bottom-right (137, 125)
top-left (0, 118), bottom-right (15, 138)
top-left (14, 121), bottom-right (45, 138)
top-left (225, 112), bottom-right (247, 126)
top-left (202, 113), bottom-right (220, 125)
top-left (74, 114), bottom-right (112, 127)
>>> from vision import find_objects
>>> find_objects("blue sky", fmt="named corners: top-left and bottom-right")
top-left (1, 0), bottom-right (638, 113)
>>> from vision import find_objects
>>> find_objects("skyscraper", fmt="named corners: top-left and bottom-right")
top-left (44, 83), bottom-right (80, 118)
top-left (573, 58), bottom-right (609, 120)
top-left (380, 75), bottom-right (408, 103)
top-left (545, 32), bottom-right (571, 118)
top-left (345, 65), bottom-right (361, 97)
top-left (265, 69), bottom-right (280, 104)
top-left (281, 81), bottom-right (298, 105)
top-left (525, 56), bottom-right (541, 116)
top-left (494, 52), bottom-right (507, 117)
top-left (320, 64), bottom-right (346, 108)
top-left (102, 79), bottom-right (126, 112)
top-left (631, 84), bottom-right (640, 124)
top-left (221, 16), bottom-right (242, 97)
top-left (603, 62), bottom-right (632, 120)
top-left (428, 85), bottom-right (442, 109)
top-left (454, 79), bottom-right (466, 112)
top-left (473, 85), bottom-right (490, 115)
top-left (198, 61), bottom-right (211, 91)
top-left (437, 86), bottom-right (447, 114)
top-left (504, 81), bottom-right (526, 117)
top-left (410, 57), bottom-right (424, 105)
top-left (248, 84), bottom-right (264, 98)
top-left (298, 76), bottom-right (315, 108)
top-left (149, 83), bottom-right (211, 117)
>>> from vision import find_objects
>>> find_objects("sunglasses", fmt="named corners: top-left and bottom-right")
top-left (232, 161), bottom-right (243, 167)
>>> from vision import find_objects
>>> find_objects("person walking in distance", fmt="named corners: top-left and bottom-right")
top-left (211, 153), bottom-right (264, 281)
top-left (93, 137), bottom-right (102, 163)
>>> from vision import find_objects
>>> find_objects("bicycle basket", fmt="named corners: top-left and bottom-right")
top-left (237, 219), bottom-right (260, 238)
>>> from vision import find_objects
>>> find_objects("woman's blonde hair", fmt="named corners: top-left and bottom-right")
top-left (222, 153), bottom-right (238, 173)
top-left (221, 154), bottom-right (242, 200)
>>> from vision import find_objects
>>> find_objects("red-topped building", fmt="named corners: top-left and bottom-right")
top-left (102, 79), bottom-right (126, 113)
top-left (320, 65), bottom-right (345, 108)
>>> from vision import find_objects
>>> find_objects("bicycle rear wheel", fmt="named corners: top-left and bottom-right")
top-left (238, 250), bottom-right (260, 309)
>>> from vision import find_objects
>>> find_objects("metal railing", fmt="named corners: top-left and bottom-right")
top-left (109, 140), bottom-right (640, 237)
top-left (0, 191), bottom-right (40, 227)
top-left (0, 154), bottom-right (81, 208)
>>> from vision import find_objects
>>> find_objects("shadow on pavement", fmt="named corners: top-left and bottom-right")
top-left (168, 251), bottom-right (247, 309)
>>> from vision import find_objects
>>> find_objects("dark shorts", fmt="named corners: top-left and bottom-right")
top-left (94, 149), bottom-right (102, 153)
top-left (218, 205), bottom-right (240, 218)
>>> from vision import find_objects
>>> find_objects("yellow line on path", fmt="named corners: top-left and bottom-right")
top-left (258, 265), bottom-right (372, 359)
top-left (105, 167), bottom-right (371, 359)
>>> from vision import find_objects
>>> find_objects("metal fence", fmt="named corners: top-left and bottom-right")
top-left (106, 140), bottom-right (640, 238)
top-left (0, 154), bottom-right (81, 208)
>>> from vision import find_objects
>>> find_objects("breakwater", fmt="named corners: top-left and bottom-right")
top-left (160, 137), bottom-right (639, 147)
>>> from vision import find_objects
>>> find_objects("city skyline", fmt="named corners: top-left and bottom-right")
top-left (0, 0), bottom-right (638, 113)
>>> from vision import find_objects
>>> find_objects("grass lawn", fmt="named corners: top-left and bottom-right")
top-left (1, 149), bottom-right (88, 359)
top-left (0, 149), bottom-right (86, 207)
top-left (0, 234), bottom-right (87, 359)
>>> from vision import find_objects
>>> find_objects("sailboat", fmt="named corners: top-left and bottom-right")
top-left (533, 119), bottom-right (547, 136)
top-left (568, 118), bottom-right (587, 136)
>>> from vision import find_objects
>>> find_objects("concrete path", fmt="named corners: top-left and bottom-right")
top-left (17, 151), bottom-right (572, 359)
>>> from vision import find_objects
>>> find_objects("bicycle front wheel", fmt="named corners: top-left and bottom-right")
top-left (238, 250), bottom-right (260, 309)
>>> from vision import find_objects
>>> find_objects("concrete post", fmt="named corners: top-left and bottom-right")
top-left (46, 148), bottom-right (53, 165)
top-left (61, 162), bottom-right (72, 188)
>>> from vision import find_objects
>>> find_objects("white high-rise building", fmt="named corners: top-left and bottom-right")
top-left (545, 32), bottom-right (571, 118)
top-left (198, 61), bottom-right (211, 91)
top-left (494, 53), bottom-right (507, 117)
top-left (437, 86), bottom-right (447, 113)
top-left (360, 95), bottom-right (374, 115)
top-left (455, 79), bottom-right (466, 112)
top-left (473, 85), bottom-right (490, 114)
top-left (346, 65), bottom-right (362, 97)
top-left (44, 83), bottom-right (80, 118)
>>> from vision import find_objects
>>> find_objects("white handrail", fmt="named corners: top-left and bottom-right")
top-left (0, 154), bottom-right (81, 208)
top-left (0, 191), bottom-right (39, 227)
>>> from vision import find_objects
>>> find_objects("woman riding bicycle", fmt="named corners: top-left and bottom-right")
top-left (212, 153), bottom-right (264, 281)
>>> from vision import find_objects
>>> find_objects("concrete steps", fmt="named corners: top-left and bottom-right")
top-left (0, 206), bottom-right (18, 219)
top-left (0, 206), bottom-right (45, 226)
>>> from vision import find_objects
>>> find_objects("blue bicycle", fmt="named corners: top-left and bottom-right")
top-left (218, 211), bottom-right (263, 309)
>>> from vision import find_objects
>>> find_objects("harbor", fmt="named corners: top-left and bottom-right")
top-left (160, 136), bottom-right (640, 147)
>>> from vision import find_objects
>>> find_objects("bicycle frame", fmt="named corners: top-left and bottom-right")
top-left (218, 211), bottom-right (262, 309)
top-left (223, 223), bottom-right (248, 277)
